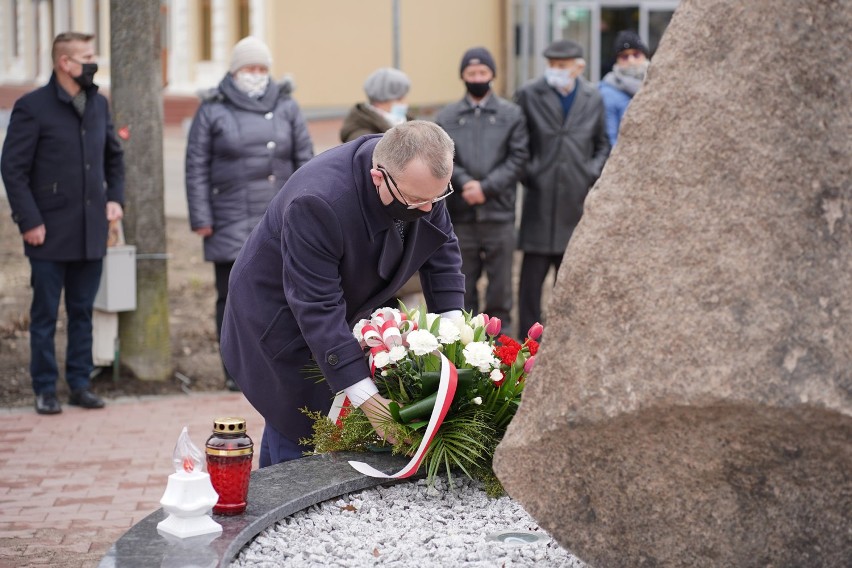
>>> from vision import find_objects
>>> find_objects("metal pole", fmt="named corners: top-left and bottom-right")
top-left (392, 0), bottom-right (400, 68)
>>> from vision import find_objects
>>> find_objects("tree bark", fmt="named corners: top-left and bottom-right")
top-left (110, 0), bottom-right (172, 381)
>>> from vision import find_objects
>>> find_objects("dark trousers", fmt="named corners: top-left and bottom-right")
top-left (518, 252), bottom-right (562, 338)
top-left (259, 423), bottom-right (307, 467)
top-left (454, 221), bottom-right (515, 325)
top-left (29, 258), bottom-right (103, 395)
top-left (214, 261), bottom-right (235, 381)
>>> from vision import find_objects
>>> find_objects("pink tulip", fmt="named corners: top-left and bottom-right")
top-left (485, 317), bottom-right (502, 336)
top-left (527, 322), bottom-right (543, 341)
top-left (523, 356), bottom-right (536, 374)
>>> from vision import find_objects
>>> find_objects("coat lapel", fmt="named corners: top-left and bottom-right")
top-left (531, 79), bottom-right (565, 127)
top-left (358, 213), bottom-right (451, 317)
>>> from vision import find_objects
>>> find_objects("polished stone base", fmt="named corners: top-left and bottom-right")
top-left (99, 452), bottom-right (411, 567)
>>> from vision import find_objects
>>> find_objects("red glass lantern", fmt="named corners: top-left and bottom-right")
top-left (206, 417), bottom-right (253, 515)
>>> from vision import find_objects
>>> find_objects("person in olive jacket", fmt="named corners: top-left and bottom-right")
top-left (436, 47), bottom-right (528, 327)
top-left (514, 39), bottom-right (610, 336)
top-left (0, 32), bottom-right (125, 415)
top-left (339, 67), bottom-right (411, 143)
top-left (185, 36), bottom-right (314, 391)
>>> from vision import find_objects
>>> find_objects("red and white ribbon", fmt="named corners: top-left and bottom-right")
top-left (327, 391), bottom-right (352, 427)
top-left (348, 352), bottom-right (458, 479)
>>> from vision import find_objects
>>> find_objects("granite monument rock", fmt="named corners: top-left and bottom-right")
top-left (494, 1), bottom-right (852, 566)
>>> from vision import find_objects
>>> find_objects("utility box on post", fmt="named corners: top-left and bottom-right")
top-left (94, 245), bottom-right (137, 312)
top-left (93, 244), bottom-right (137, 368)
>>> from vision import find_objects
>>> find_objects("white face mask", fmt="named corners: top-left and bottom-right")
top-left (619, 59), bottom-right (649, 80)
top-left (545, 67), bottom-right (575, 92)
top-left (389, 103), bottom-right (408, 124)
top-left (234, 71), bottom-right (270, 97)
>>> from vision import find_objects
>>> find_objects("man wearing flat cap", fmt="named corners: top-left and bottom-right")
top-left (340, 67), bottom-right (411, 142)
top-left (600, 30), bottom-right (650, 146)
top-left (514, 39), bottom-right (610, 336)
top-left (436, 47), bottom-right (528, 328)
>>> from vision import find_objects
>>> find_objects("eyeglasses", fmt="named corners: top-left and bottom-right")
top-left (376, 165), bottom-right (454, 209)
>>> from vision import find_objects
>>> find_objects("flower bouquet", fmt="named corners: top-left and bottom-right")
top-left (300, 306), bottom-right (542, 496)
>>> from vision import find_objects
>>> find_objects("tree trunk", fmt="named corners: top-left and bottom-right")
top-left (110, 0), bottom-right (172, 381)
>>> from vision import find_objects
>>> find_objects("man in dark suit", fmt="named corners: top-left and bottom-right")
top-left (220, 121), bottom-right (465, 467)
top-left (1, 32), bottom-right (125, 414)
top-left (514, 40), bottom-right (610, 336)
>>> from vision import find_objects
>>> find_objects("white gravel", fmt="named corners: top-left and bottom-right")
top-left (231, 475), bottom-right (587, 567)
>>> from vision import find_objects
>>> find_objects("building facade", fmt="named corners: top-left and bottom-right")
top-left (0, 0), bottom-right (679, 121)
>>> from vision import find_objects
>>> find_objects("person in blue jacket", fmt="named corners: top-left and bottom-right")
top-left (220, 121), bottom-right (465, 466)
top-left (1, 32), bottom-right (124, 415)
top-left (599, 30), bottom-right (650, 147)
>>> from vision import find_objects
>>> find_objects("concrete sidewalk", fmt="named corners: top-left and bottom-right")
top-left (0, 393), bottom-right (265, 568)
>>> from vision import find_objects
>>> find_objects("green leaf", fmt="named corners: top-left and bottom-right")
top-left (388, 401), bottom-right (404, 423)
top-left (398, 391), bottom-right (438, 422)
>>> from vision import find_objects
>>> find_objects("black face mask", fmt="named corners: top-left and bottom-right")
top-left (464, 81), bottom-right (491, 99)
top-left (382, 192), bottom-right (431, 223)
top-left (73, 62), bottom-right (98, 89)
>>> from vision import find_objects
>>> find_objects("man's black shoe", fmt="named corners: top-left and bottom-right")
top-left (225, 378), bottom-right (241, 392)
top-left (69, 389), bottom-right (105, 409)
top-left (35, 392), bottom-right (62, 415)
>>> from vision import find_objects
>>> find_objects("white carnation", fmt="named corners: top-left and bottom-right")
top-left (472, 396), bottom-right (482, 405)
top-left (437, 319), bottom-right (461, 344)
top-left (352, 319), bottom-right (370, 342)
top-left (388, 345), bottom-right (407, 363)
top-left (373, 350), bottom-right (391, 368)
top-left (490, 368), bottom-right (503, 382)
top-left (425, 312), bottom-right (439, 330)
top-left (406, 329), bottom-right (439, 356)
top-left (463, 341), bottom-right (497, 372)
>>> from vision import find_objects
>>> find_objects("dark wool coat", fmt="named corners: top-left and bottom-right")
top-left (185, 75), bottom-right (314, 262)
top-left (339, 103), bottom-right (392, 143)
top-left (514, 77), bottom-right (610, 254)
top-left (1, 74), bottom-right (125, 261)
top-left (220, 136), bottom-right (465, 441)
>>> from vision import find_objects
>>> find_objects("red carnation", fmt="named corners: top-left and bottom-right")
top-left (495, 346), bottom-right (516, 366)
top-left (527, 339), bottom-right (540, 356)
top-left (495, 335), bottom-right (523, 365)
top-left (498, 334), bottom-right (521, 350)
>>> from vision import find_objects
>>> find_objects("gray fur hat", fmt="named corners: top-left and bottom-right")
top-left (363, 67), bottom-right (411, 103)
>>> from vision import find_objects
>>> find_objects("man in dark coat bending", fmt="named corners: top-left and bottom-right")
top-left (220, 121), bottom-right (465, 466)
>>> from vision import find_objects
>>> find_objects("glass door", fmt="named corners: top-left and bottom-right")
top-left (551, 2), bottom-right (598, 81)
top-left (640, 1), bottom-right (679, 54)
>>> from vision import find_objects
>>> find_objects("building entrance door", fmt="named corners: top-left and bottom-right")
top-left (551, 1), bottom-right (678, 82)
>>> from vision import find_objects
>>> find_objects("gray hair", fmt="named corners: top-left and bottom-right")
top-left (374, 120), bottom-right (455, 179)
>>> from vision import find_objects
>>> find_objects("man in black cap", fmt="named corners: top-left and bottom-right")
top-left (600, 30), bottom-right (650, 146)
top-left (435, 47), bottom-right (528, 328)
top-left (514, 39), bottom-right (610, 337)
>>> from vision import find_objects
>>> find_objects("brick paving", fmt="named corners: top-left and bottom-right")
top-left (0, 393), bottom-right (264, 568)
top-left (0, 118), bottom-right (342, 568)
